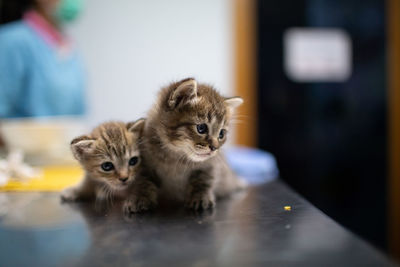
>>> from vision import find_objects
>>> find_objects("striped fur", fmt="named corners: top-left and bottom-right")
top-left (141, 78), bottom-right (246, 210)
top-left (61, 120), bottom-right (158, 213)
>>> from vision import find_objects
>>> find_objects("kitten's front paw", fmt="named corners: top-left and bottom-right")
top-left (123, 197), bottom-right (154, 214)
top-left (60, 187), bottom-right (79, 202)
top-left (185, 192), bottom-right (216, 210)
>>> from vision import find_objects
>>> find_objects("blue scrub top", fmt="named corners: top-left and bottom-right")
top-left (0, 21), bottom-right (86, 118)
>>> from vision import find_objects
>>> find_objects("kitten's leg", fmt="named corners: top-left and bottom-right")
top-left (123, 178), bottom-right (158, 213)
top-left (214, 160), bottom-right (248, 198)
top-left (61, 177), bottom-right (95, 202)
top-left (185, 171), bottom-right (216, 210)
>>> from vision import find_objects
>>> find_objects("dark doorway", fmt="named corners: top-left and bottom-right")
top-left (257, 0), bottom-right (387, 249)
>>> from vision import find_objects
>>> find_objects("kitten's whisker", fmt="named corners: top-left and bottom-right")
top-left (100, 183), bottom-right (113, 209)
top-left (109, 188), bottom-right (114, 207)
top-left (175, 152), bottom-right (186, 174)
top-left (107, 185), bottom-right (114, 207)
top-left (182, 154), bottom-right (190, 174)
top-left (105, 186), bottom-right (110, 206)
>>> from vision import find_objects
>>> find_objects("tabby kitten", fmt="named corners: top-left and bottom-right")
top-left (141, 78), bottom-right (246, 210)
top-left (61, 120), bottom-right (157, 213)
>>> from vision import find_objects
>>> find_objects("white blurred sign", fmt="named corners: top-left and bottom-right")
top-left (284, 28), bottom-right (352, 82)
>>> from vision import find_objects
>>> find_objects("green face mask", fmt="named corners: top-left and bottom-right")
top-left (55, 0), bottom-right (84, 23)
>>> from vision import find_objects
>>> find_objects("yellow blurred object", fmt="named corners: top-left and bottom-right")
top-left (284, 206), bottom-right (291, 211)
top-left (0, 165), bottom-right (83, 192)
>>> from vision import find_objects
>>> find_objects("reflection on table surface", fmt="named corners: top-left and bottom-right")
top-left (0, 180), bottom-right (395, 267)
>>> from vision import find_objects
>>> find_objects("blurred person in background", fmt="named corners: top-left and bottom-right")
top-left (0, 0), bottom-right (86, 118)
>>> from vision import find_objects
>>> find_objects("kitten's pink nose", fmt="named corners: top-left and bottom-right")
top-left (119, 177), bottom-right (128, 183)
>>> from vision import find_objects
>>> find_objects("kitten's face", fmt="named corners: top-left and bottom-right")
top-left (71, 120), bottom-right (145, 191)
top-left (157, 78), bottom-right (242, 162)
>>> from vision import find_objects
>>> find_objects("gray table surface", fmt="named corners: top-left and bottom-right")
top-left (0, 180), bottom-right (396, 267)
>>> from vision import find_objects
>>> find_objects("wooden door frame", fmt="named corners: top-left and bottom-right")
top-left (234, 0), bottom-right (257, 147)
top-left (387, 0), bottom-right (400, 260)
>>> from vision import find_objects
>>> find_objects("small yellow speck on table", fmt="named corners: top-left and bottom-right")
top-left (284, 206), bottom-right (292, 211)
top-left (0, 166), bottom-right (83, 192)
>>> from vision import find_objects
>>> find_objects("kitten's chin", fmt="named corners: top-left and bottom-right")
top-left (188, 151), bottom-right (216, 162)
top-left (108, 180), bottom-right (133, 191)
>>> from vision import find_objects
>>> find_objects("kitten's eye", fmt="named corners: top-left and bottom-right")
top-left (219, 129), bottom-right (226, 139)
top-left (196, 124), bottom-right (208, 134)
top-left (101, 162), bottom-right (114, 171)
top-left (129, 156), bottom-right (139, 166)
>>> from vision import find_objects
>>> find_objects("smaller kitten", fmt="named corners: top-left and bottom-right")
top-left (61, 120), bottom-right (157, 213)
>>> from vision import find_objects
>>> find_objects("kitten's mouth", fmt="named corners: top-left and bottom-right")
top-left (112, 180), bottom-right (132, 190)
top-left (191, 150), bottom-right (216, 161)
top-left (185, 145), bottom-right (216, 162)
top-left (195, 152), bottom-right (212, 157)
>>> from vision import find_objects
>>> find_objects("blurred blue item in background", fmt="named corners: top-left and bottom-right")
top-left (225, 146), bottom-right (279, 185)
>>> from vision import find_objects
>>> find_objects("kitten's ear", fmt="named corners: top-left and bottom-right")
top-left (167, 78), bottom-right (198, 109)
top-left (70, 135), bottom-right (96, 161)
top-left (224, 97), bottom-right (243, 109)
top-left (126, 118), bottom-right (145, 134)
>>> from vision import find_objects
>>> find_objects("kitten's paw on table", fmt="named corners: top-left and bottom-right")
top-left (185, 193), bottom-right (216, 210)
top-left (123, 197), bottom-right (154, 214)
top-left (60, 187), bottom-right (79, 202)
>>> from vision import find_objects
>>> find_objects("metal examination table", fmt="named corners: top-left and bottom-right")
top-left (0, 180), bottom-right (396, 266)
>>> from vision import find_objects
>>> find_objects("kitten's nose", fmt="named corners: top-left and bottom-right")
top-left (119, 177), bottom-right (128, 183)
top-left (208, 138), bottom-right (219, 152)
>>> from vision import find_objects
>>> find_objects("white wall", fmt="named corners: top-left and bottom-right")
top-left (68, 0), bottom-right (233, 127)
